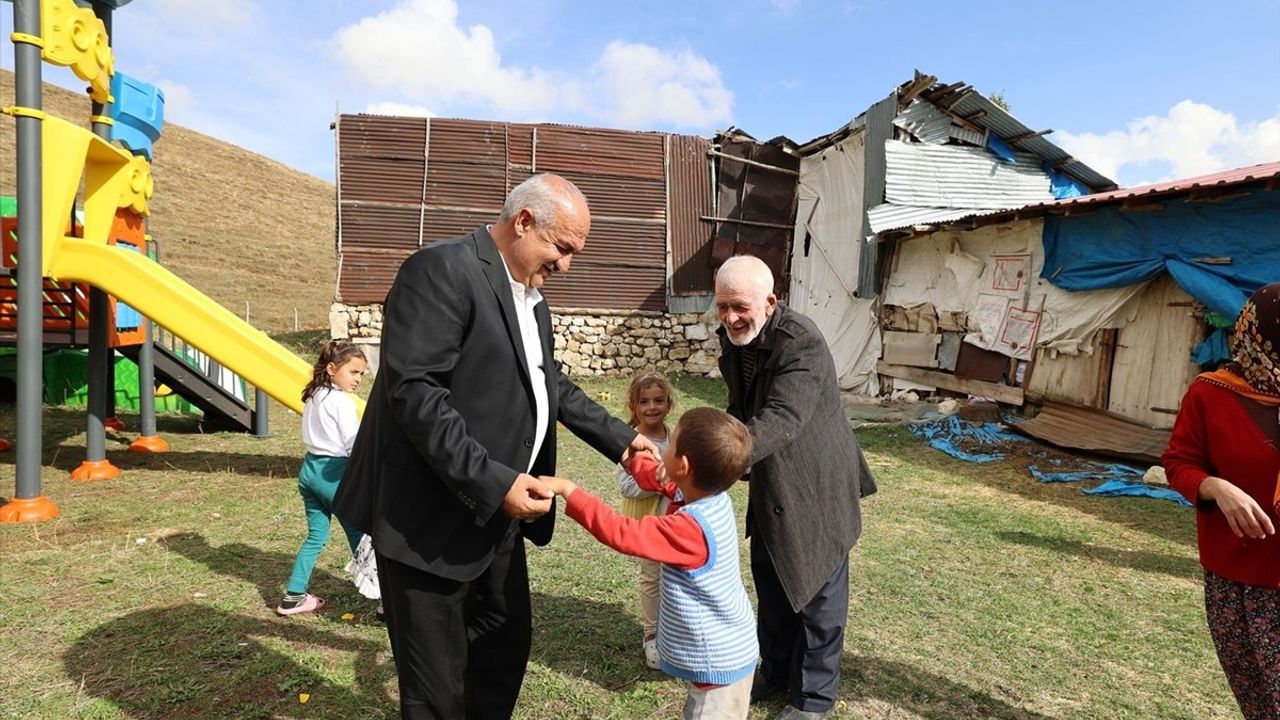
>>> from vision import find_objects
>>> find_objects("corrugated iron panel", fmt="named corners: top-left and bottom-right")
top-left (560, 171), bottom-right (665, 221)
top-left (575, 219), bottom-right (666, 266)
top-left (536, 126), bottom-right (666, 180)
top-left (426, 118), bottom-right (509, 165)
top-left (338, 114), bottom-right (427, 159)
top-left (508, 124), bottom-right (534, 170)
top-left (883, 140), bottom-right (1052, 209)
top-left (339, 156), bottom-right (425, 204)
top-left (858, 93), bottom-right (897, 297)
top-left (867, 203), bottom-right (1010, 234)
top-left (934, 90), bottom-right (1115, 191)
top-left (892, 99), bottom-right (953, 145)
top-left (339, 202), bottom-right (422, 249)
top-left (1008, 400), bottom-right (1171, 465)
top-left (426, 162), bottom-right (508, 211)
top-left (423, 209), bottom-right (496, 244)
top-left (338, 247), bottom-right (416, 304)
top-left (542, 260), bottom-right (665, 311)
top-left (669, 135), bottom-right (715, 295)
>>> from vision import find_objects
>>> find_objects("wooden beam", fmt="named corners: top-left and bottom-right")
top-left (1005, 129), bottom-right (1054, 144)
top-left (962, 109), bottom-right (987, 122)
top-left (876, 361), bottom-right (1025, 406)
top-left (700, 215), bottom-right (794, 231)
top-left (706, 150), bottom-right (800, 176)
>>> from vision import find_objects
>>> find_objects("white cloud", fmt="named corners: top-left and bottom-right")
top-left (770, 0), bottom-right (802, 12)
top-left (332, 0), bottom-right (732, 130)
top-left (364, 102), bottom-right (436, 118)
top-left (1058, 100), bottom-right (1280, 187)
top-left (155, 81), bottom-right (196, 122)
top-left (590, 41), bottom-right (733, 129)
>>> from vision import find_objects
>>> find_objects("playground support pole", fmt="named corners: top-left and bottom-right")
top-left (0, 0), bottom-right (60, 521)
top-left (72, 1), bottom-right (120, 482)
top-left (129, 235), bottom-right (168, 453)
top-left (253, 388), bottom-right (269, 438)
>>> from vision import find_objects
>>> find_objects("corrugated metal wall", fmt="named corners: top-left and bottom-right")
top-left (337, 115), bottom-right (714, 309)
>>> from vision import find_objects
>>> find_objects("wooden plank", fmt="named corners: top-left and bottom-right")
top-left (877, 361), bottom-right (1024, 406)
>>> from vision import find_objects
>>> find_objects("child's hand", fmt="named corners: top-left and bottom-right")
top-left (538, 475), bottom-right (578, 498)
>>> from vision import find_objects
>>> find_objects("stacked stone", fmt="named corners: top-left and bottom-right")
top-left (330, 303), bottom-right (721, 377)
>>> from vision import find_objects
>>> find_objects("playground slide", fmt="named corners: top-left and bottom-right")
top-left (48, 238), bottom-right (312, 415)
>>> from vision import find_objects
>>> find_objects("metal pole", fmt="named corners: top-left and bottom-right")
top-left (253, 388), bottom-right (269, 437)
top-left (129, 235), bottom-right (167, 452)
top-left (0, 0), bottom-right (59, 521)
top-left (72, 1), bottom-right (119, 481)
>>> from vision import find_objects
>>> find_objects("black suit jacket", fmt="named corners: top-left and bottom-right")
top-left (334, 227), bottom-right (633, 582)
top-left (719, 303), bottom-right (877, 611)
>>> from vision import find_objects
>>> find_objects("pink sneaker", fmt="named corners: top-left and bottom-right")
top-left (276, 593), bottom-right (325, 616)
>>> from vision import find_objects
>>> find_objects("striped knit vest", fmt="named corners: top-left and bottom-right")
top-left (657, 492), bottom-right (758, 685)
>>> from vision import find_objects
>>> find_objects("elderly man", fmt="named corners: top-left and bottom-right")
top-left (714, 255), bottom-right (877, 720)
top-left (335, 174), bottom-right (654, 719)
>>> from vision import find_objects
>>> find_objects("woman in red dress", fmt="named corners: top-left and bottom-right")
top-left (1164, 282), bottom-right (1280, 720)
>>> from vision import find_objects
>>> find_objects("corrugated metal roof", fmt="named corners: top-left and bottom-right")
top-left (867, 203), bottom-right (1012, 234)
top-left (883, 139), bottom-right (1053, 208)
top-left (338, 247), bottom-right (416, 304)
top-left (924, 86), bottom-right (1116, 191)
top-left (1008, 400), bottom-right (1171, 465)
top-left (892, 100), bottom-right (954, 145)
top-left (1045, 161), bottom-right (1280, 208)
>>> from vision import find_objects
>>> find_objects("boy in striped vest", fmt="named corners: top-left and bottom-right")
top-left (541, 407), bottom-right (758, 719)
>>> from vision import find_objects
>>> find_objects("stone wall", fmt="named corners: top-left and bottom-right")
top-left (330, 303), bottom-right (722, 378)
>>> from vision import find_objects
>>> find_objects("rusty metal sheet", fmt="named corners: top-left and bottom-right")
top-left (508, 124), bottom-right (535, 170)
top-left (1009, 400), bottom-right (1172, 465)
top-left (542, 260), bottom-right (665, 311)
top-left (668, 134), bottom-right (715, 295)
top-left (535, 125), bottom-right (665, 180)
top-left (340, 156), bottom-right (425, 204)
top-left (339, 114), bottom-right (427, 159)
top-left (426, 118), bottom-right (509, 166)
top-left (560, 171), bottom-right (665, 221)
top-left (422, 209), bottom-right (496, 244)
top-left (339, 202), bottom-right (421, 250)
top-left (338, 247), bottom-right (416, 304)
top-left (426, 162), bottom-right (508, 211)
top-left (575, 219), bottom-right (666, 266)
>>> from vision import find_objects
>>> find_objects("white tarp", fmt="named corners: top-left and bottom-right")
top-left (882, 219), bottom-right (1147, 356)
top-left (788, 132), bottom-right (881, 394)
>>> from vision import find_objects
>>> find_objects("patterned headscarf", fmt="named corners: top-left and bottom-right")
top-left (1230, 283), bottom-right (1280, 398)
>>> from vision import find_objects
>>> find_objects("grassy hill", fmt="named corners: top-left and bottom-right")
top-left (0, 69), bottom-right (335, 333)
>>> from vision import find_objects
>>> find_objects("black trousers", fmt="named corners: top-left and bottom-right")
top-left (376, 531), bottom-right (532, 720)
top-left (751, 538), bottom-right (849, 713)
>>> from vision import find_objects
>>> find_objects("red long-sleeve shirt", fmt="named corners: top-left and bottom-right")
top-left (1163, 379), bottom-right (1280, 588)
top-left (564, 456), bottom-right (706, 570)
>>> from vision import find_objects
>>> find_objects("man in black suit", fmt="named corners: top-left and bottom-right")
top-left (334, 174), bottom-right (653, 719)
top-left (713, 255), bottom-right (877, 720)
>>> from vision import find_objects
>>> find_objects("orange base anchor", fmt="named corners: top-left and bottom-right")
top-left (128, 435), bottom-right (169, 453)
top-left (70, 459), bottom-right (121, 482)
top-left (0, 495), bottom-right (61, 523)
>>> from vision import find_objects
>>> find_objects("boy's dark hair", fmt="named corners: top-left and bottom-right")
top-left (674, 407), bottom-right (752, 494)
top-left (301, 339), bottom-right (367, 403)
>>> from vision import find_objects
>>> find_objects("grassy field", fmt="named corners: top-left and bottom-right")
top-left (0, 373), bottom-right (1238, 719)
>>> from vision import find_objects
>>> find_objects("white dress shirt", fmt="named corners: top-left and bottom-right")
top-left (301, 386), bottom-right (360, 457)
top-left (498, 253), bottom-right (550, 472)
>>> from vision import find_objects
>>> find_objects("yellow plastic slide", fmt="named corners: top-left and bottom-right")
top-left (50, 237), bottom-right (312, 414)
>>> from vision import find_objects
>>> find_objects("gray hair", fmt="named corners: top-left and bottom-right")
top-left (497, 174), bottom-right (587, 229)
top-left (716, 255), bottom-right (775, 298)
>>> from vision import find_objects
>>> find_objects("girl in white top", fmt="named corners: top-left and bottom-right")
top-left (277, 341), bottom-right (367, 616)
top-left (616, 371), bottom-right (677, 668)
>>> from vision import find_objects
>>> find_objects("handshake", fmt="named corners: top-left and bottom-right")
top-left (501, 447), bottom-right (663, 521)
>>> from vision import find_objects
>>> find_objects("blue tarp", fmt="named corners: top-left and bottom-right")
top-left (908, 415), bottom-right (1029, 463)
top-left (1029, 460), bottom-right (1192, 507)
top-left (1042, 190), bottom-right (1280, 326)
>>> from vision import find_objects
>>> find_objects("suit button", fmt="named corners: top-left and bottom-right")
top-left (524, 438), bottom-right (534, 448)
top-left (773, 505), bottom-right (783, 515)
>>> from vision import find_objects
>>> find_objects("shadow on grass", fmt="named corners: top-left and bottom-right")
top-left (158, 532), bottom-right (367, 617)
top-left (995, 530), bottom-right (1201, 581)
top-left (841, 653), bottom-right (1054, 720)
top-left (63, 603), bottom-right (396, 719)
top-left (857, 426), bottom-right (1195, 547)
top-left (530, 590), bottom-right (650, 691)
top-left (34, 446), bottom-right (302, 478)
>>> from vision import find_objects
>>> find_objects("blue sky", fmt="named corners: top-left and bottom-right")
top-left (6, 0), bottom-right (1277, 187)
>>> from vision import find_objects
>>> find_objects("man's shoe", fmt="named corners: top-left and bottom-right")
top-left (749, 672), bottom-right (786, 704)
top-left (773, 705), bottom-right (831, 720)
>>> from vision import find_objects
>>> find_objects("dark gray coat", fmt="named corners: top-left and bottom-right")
top-left (719, 303), bottom-right (876, 611)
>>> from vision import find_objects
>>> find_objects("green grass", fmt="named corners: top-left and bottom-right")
top-left (0, 375), bottom-right (1238, 719)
